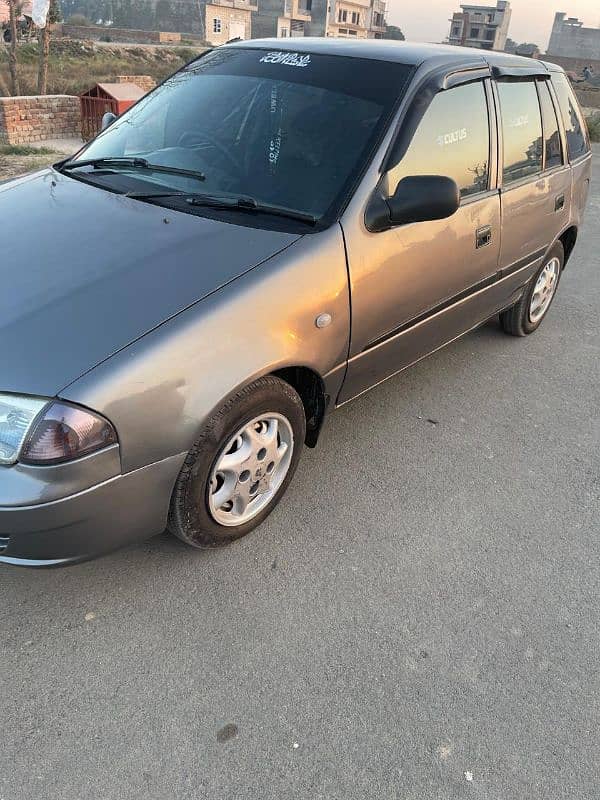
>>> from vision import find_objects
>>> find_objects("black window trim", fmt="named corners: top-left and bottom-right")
top-left (494, 76), bottom-right (546, 191)
top-left (535, 78), bottom-right (566, 174)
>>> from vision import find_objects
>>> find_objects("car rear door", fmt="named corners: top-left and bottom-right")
top-left (338, 76), bottom-right (502, 404)
top-left (494, 75), bottom-right (572, 278)
top-left (550, 70), bottom-right (593, 220)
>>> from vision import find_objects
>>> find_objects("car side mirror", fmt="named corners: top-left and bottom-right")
top-left (365, 175), bottom-right (460, 233)
top-left (101, 111), bottom-right (118, 132)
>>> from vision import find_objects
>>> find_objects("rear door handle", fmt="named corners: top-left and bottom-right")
top-left (476, 226), bottom-right (492, 249)
top-left (555, 194), bottom-right (565, 212)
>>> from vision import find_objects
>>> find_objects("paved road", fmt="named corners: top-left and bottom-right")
top-left (2, 157), bottom-right (599, 800)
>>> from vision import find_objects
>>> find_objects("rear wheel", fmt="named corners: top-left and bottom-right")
top-left (168, 376), bottom-right (306, 549)
top-left (500, 242), bottom-right (563, 336)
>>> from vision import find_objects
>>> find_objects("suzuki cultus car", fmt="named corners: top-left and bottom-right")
top-left (0, 39), bottom-right (591, 565)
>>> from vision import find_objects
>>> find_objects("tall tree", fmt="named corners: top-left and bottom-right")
top-left (8, 0), bottom-right (20, 95)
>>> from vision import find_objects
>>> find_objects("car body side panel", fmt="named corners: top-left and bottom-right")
top-left (338, 258), bottom-right (538, 405)
top-left (337, 192), bottom-right (503, 404)
top-left (499, 167), bottom-right (572, 272)
top-left (570, 155), bottom-right (592, 229)
top-left (61, 227), bottom-right (351, 473)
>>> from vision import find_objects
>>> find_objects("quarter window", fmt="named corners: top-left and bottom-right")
top-left (497, 81), bottom-right (543, 185)
top-left (537, 80), bottom-right (563, 169)
top-left (389, 81), bottom-right (490, 199)
top-left (552, 73), bottom-right (589, 160)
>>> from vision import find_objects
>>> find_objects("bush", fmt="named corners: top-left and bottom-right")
top-left (66, 14), bottom-right (92, 26)
top-left (0, 145), bottom-right (58, 156)
top-left (587, 114), bottom-right (600, 143)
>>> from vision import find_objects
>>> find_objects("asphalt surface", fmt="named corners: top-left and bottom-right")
top-left (2, 156), bottom-right (599, 800)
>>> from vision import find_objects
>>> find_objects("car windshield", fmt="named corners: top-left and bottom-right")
top-left (68, 47), bottom-right (412, 222)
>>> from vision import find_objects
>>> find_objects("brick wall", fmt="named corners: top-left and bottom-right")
top-left (0, 96), bottom-right (80, 145)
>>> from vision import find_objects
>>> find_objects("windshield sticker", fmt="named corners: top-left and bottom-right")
top-left (437, 128), bottom-right (467, 147)
top-left (268, 86), bottom-right (282, 173)
top-left (509, 114), bottom-right (529, 128)
top-left (259, 52), bottom-right (311, 68)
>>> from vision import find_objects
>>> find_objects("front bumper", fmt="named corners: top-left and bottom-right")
top-left (0, 452), bottom-right (186, 567)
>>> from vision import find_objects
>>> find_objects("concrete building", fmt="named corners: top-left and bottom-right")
top-left (252, 0), bottom-right (313, 39)
top-left (547, 12), bottom-right (600, 60)
top-left (448, 1), bottom-right (511, 51)
top-left (254, 0), bottom-right (387, 40)
top-left (198, 0), bottom-right (256, 45)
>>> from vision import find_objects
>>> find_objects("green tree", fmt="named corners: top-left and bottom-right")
top-left (384, 24), bottom-right (405, 41)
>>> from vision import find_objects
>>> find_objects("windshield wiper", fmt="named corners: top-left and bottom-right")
top-left (125, 191), bottom-right (317, 225)
top-left (59, 157), bottom-right (206, 184)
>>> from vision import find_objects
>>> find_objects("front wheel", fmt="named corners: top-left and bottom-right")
top-left (168, 376), bottom-right (306, 549)
top-left (500, 242), bottom-right (563, 336)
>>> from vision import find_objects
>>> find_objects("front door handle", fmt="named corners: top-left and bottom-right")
top-left (555, 194), bottom-right (565, 212)
top-left (476, 225), bottom-right (492, 249)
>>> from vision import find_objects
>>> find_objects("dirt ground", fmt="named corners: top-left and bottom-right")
top-left (0, 154), bottom-right (55, 182)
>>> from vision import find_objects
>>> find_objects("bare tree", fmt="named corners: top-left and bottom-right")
top-left (37, 0), bottom-right (59, 95)
top-left (8, 0), bottom-right (21, 96)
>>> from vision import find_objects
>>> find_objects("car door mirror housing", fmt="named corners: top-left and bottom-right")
top-left (366, 175), bottom-right (460, 233)
top-left (101, 111), bottom-right (118, 132)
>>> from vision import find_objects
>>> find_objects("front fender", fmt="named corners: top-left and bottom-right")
top-left (62, 225), bottom-right (350, 472)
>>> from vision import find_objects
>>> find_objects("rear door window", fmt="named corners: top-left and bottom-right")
top-left (551, 72), bottom-right (590, 160)
top-left (497, 80), bottom-right (543, 186)
top-left (537, 80), bottom-right (563, 170)
top-left (389, 81), bottom-right (490, 199)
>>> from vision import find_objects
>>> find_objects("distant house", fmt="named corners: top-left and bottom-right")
top-left (548, 12), bottom-right (600, 60)
top-left (448, 1), bottom-right (511, 52)
top-left (253, 0), bottom-right (388, 41)
top-left (198, 0), bottom-right (255, 45)
top-left (0, 0), bottom-right (33, 24)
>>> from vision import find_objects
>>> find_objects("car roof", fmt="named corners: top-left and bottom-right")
top-left (226, 37), bottom-right (564, 74)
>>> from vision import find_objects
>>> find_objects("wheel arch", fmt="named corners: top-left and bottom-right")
top-left (558, 225), bottom-right (578, 268)
top-left (270, 366), bottom-right (330, 448)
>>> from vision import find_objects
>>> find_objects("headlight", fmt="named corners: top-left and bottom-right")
top-left (0, 394), bottom-right (117, 466)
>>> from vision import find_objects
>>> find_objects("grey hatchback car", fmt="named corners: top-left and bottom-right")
top-left (0, 39), bottom-right (591, 566)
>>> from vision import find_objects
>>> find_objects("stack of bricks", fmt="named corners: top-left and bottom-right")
top-left (0, 96), bottom-right (81, 145)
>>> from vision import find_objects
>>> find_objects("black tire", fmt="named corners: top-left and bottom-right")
top-left (168, 376), bottom-right (306, 549)
top-left (500, 242), bottom-right (564, 337)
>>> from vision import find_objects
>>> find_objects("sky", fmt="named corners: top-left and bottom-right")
top-left (387, 0), bottom-right (600, 51)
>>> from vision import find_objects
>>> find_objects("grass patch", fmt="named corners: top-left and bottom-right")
top-left (0, 144), bottom-right (59, 156)
top-left (0, 41), bottom-right (205, 97)
top-left (587, 114), bottom-right (600, 143)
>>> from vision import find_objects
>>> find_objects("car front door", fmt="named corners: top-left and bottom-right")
top-left (338, 77), bottom-right (502, 404)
